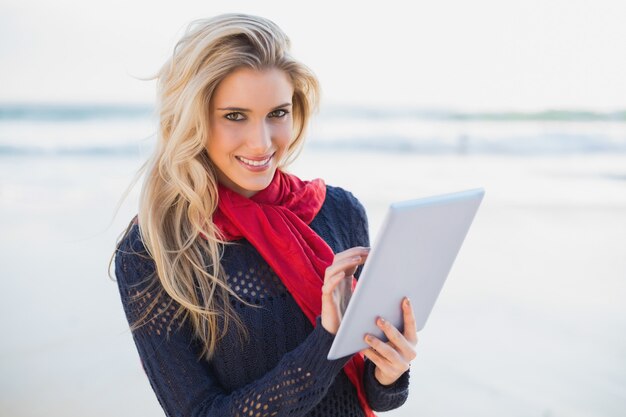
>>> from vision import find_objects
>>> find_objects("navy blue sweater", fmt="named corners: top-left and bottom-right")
top-left (114, 184), bottom-right (410, 416)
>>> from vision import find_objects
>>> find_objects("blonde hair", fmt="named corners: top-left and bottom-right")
top-left (108, 13), bottom-right (320, 361)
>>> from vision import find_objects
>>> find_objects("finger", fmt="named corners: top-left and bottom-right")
top-left (376, 317), bottom-right (417, 362)
top-left (324, 255), bottom-right (366, 279)
top-left (321, 270), bottom-right (346, 299)
top-left (338, 246), bottom-right (371, 257)
top-left (363, 334), bottom-right (403, 364)
top-left (327, 247), bottom-right (370, 277)
top-left (333, 247), bottom-right (371, 263)
top-left (402, 297), bottom-right (419, 345)
top-left (360, 347), bottom-right (390, 372)
top-left (324, 258), bottom-right (355, 282)
top-left (362, 339), bottom-right (408, 377)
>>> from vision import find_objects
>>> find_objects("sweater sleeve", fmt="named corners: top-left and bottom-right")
top-left (345, 190), bottom-right (411, 412)
top-left (114, 231), bottom-right (354, 417)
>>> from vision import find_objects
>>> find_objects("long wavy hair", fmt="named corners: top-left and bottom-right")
top-left (107, 13), bottom-right (320, 361)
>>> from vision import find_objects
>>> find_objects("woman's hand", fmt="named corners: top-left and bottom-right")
top-left (321, 246), bottom-right (370, 335)
top-left (360, 297), bottom-right (419, 386)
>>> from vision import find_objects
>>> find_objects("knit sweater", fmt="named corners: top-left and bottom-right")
top-left (114, 184), bottom-right (410, 417)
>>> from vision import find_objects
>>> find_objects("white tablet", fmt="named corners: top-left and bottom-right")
top-left (327, 188), bottom-right (485, 360)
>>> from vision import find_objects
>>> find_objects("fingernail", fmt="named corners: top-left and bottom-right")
top-left (378, 317), bottom-right (385, 326)
top-left (365, 334), bottom-right (372, 342)
top-left (405, 297), bottom-right (411, 307)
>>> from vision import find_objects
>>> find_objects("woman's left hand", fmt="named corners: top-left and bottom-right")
top-left (360, 297), bottom-right (418, 386)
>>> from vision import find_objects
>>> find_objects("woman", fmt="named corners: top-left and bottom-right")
top-left (111, 13), bottom-right (418, 417)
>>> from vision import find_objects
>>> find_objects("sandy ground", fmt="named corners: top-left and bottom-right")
top-left (1, 150), bottom-right (625, 416)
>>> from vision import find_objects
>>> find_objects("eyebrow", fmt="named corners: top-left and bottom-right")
top-left (217, 102), bottom-right (292, 112)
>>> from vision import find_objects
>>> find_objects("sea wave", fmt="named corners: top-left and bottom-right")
top-left (0, 104), bottom-right (153, 121)
top-left (0, 144), bottom-right (142, 156)
top-left (2, 134), bottom-right (625, 156)
top-left (2, 103), bottom-right (626, 156)
top-left (1, 103), bottom-right (626, 122)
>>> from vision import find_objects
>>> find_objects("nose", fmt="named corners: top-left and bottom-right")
top-left (246, 120), bottom-right (273, 153)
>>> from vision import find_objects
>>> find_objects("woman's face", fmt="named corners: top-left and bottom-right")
top-left (207, 67), bottom-right (294, 198)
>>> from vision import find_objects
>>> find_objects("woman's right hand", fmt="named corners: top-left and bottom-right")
top-left (321, 246), bottom-right (370, 335)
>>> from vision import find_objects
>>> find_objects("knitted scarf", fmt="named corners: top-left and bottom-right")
top-left (211, 168), bottom-right (376, 417)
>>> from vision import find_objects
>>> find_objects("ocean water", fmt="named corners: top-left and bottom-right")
top-left (2, 104), bottom-right (626, 156)
top-left (1, 105), bottom-right (625, 417)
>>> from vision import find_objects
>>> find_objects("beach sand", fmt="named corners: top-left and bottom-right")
top-left (1, 150), bottom-right (625, 416)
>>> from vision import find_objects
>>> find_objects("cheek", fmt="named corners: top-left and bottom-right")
top-left (208, 125), bottom-right (239, 158)
top-left (273, 123), bottom-right (294, 147)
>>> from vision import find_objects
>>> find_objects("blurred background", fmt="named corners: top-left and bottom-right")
top-left (1, 1), bottom-right (625, 416)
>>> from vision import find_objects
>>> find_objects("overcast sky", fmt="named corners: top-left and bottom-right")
top-left (1, 0), bottom-right (625, 111)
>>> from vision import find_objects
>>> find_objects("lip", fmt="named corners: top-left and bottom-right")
top-left (236, 152), bottom-right (275, 161)
top-left (236, 152), bottom-right (275, 172)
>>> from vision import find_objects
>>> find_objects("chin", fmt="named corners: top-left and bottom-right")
top-left (236, 172), bottom-right (275, 196)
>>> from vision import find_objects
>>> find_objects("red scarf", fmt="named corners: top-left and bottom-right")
top-left (211, 169), bottom-right (376, 417)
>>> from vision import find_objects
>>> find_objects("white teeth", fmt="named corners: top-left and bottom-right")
top-left (237, 155), bottom-right (272, 166)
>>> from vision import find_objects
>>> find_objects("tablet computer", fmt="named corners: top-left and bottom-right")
top-left (327, 188), bottom-right (485, 360)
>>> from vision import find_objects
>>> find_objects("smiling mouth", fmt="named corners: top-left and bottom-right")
top-left (236, 153), bottom-right (275, 167)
